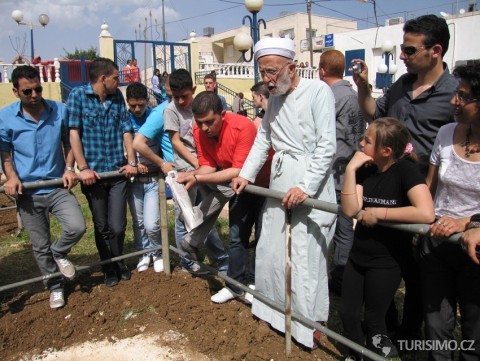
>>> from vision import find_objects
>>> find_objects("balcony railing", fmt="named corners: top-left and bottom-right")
top-left (1, 60), bottom-right (61, 84)
top-left (198, 62), bottom-right (318, 80)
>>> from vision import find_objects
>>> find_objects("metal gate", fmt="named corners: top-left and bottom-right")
top-left (114, 39), bottom-right (191, 84)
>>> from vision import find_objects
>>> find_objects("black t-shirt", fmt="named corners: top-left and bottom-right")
top-left (349, 159), bottom-right (425, 268)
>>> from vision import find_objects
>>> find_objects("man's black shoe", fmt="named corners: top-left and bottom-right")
top-left (117, 262), bottom-right (131, 281)
top-left (105, 271), bottom-right (119, 287)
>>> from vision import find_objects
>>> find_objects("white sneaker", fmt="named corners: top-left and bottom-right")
top-left (50, 290), bottom-right (65, 309)
top-left (136, 255), bottom-right (151, 272)
top-left (153, 256), bottom-right (164, 273)
top-left (244, 284), bottom-right (255, 304)
top-left (54, 257), bottom-right (76, 279)
top-left (211, 287), bottom-right (240, 304)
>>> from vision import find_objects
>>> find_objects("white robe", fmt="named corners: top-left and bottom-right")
top-left (239, 78), bottom-right (337, 348)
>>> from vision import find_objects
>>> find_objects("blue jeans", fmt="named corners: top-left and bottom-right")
top-left (17, 188), bottom-right (86, 290)
top-left (128, 181), bottom-right (161, 257)
top-left (227, 192), bottom-right (266, 294)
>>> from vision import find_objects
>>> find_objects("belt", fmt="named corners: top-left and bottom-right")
top-left (135, 176), bottom-right (159, 183)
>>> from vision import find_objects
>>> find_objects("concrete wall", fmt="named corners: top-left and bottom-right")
top-left (0, 83), bottom-right (62, 109)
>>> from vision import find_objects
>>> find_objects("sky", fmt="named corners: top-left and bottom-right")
top-left (0, 0), bottom-right (473, 63)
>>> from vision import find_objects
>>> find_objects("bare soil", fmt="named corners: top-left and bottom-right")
top-left (1, 266), bottom-right (346, 361)
top-left (0, 195), bottom-right (347, 361)
top-left (0, 193), bottom-right (18, 235)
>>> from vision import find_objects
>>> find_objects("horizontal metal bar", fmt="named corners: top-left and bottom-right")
top-left (0, 206), bottom-right (17, 211)
top-left (243, 183), bottom-right (461, 244)
top-left (0, 246), bottom-right (162, 293)
top-left (0, 170), bottom-right (160, 193)
top-left (0, 173), bottom-right (462, 245)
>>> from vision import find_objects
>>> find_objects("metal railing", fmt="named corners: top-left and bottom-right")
top-left (0, 172), bottom-right (465, 360)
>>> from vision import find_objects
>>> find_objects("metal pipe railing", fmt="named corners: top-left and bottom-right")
top-left (0, 173), bottom-right (462, 243)
top-left (2, 172), bottom-right (463, 361)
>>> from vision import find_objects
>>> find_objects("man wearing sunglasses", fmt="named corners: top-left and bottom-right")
top-left (353, 14), bottom-right (459, 346)
top-left (0, 66), bottom-right (86, 309)
top-left (353, 14), bottom-right (458, 176)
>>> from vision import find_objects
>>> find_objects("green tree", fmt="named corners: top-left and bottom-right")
top-left (63, 46), bottom-right (98, 60)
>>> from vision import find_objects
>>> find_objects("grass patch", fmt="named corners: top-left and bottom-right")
top-left (0, 186), bottom-right (230, 287)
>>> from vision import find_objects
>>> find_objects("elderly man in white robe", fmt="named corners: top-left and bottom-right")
top-left (232, 37), bottom-right (337, 349)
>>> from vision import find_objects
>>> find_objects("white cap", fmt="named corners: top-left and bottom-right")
top-left (254, 37), bottom-right (296, 60)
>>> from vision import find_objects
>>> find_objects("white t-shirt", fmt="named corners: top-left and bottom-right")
top-left (430, 123), bottom-right (480, 218)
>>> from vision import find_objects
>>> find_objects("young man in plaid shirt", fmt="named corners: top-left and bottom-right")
top-left (68, 58), bottom-right (138, 287)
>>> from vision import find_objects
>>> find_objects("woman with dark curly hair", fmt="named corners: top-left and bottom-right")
top-left (422, 62), bottom-right (480, 361)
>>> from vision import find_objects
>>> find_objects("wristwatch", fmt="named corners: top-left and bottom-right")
top-left (65, 166), bottom-right (75, 172)
top-left (128, 161), bottom-right (138, 167)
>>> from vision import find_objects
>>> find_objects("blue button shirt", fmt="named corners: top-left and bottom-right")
top-left (67, 84), bottom-right (132, 172)
top-left (0, 100), bottom-right (69, 194)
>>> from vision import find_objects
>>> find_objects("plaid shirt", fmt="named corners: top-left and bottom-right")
top-left (67, 84), bottom-right (132, 172)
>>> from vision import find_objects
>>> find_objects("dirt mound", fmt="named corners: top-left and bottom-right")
top-left (0, 193), bottom-right (18, 235)
top-left (0, 267), bottom-right (343, 361)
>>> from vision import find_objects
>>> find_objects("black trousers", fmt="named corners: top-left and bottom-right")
top-left (340, 259), bottom-right (401, 358)
top-left (81, 178), bottom-right (128, 273)
top-left (421, 241), bottom-right (480, 361)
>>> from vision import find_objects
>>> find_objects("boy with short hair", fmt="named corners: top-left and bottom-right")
top-left (126, 82), bottom-right (174, 273)
top-left (164, 69), bottom-right (229, 274)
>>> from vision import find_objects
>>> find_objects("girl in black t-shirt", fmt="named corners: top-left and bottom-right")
top-left (339, 117), bottom-right (435, 359)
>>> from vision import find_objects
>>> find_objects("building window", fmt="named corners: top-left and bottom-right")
top-left (280, 28), bottom-right (295, 40)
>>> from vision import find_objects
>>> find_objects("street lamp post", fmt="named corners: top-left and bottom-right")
top-left (377, 40), bottom-right (397, 90)
top-left (233, 0), bottom-right (266, 84)
top-left (11, 10), bottom-right (50, 62)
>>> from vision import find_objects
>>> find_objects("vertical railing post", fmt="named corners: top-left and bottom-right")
top-left (158, 174), bottom-right (171, 275)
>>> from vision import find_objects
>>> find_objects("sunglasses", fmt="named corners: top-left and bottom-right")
top-left (400, 45), bottom-right (431, 57)
top-left (21, 86), bottom-right (43, 96)
top-left (455, 90), bottom-right (478, 104)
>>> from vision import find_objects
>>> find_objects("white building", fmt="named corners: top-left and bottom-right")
top-left (195, 12), bottom-right (357, 71)
top-left (331, 10), bottom-right (480, 92)
top-left (192, 9), bottom-right (480, 94)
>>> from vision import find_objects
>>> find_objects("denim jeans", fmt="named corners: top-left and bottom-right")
top-left (128, 181), bottom-right (161, 257)
top-left (81, 178), bottom-right (127, 273)
top-left (227, 192), bottom-right (266, 294)
top-left (17, 188), bottom-right (86, 290)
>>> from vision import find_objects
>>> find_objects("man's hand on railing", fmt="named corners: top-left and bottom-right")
top-left (79, 169), bottom-right (100, 186)
top-left (62, 170), bottom-right (78, 191)
top-left (3, 177), bottom-right (22, 199)
top-left (231, 176), bottom-right (250, 195)
top-left (119, 164), bottom-right (138, 178)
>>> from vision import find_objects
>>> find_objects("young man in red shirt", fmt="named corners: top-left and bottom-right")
top-left (176, 91), bottom-right (271, 303)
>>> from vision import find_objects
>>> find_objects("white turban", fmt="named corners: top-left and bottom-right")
top-left (254, 37), bottom-right (296, 60)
